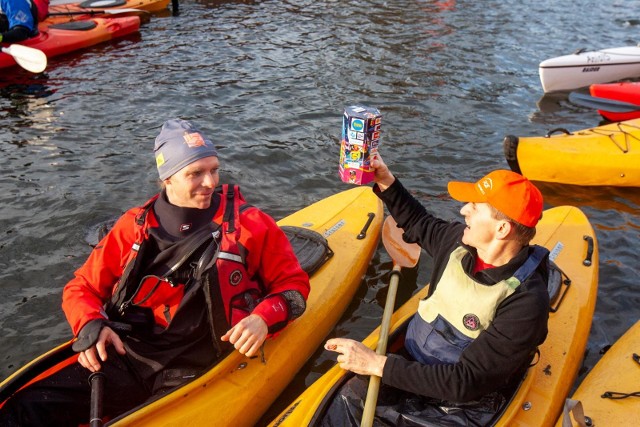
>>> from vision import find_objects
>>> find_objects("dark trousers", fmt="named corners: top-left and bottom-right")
top-left (320, 374), bottom-right (506, 427)
top-left (0, 349), bottom-right (151, 427)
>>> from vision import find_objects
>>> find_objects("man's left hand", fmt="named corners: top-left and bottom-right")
top-left (325, 337), bottom-right (387, 377)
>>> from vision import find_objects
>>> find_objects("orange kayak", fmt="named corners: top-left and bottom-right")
top-left (555, 320), bottom-right (640, 426)
top-left (269, 205), bottom-right (599, 427)
top-left (0, 17), bottom-right (141, 71)
top-left (0, 187), bottom-right (383, 426)
top-left (45, 0), bottom-right (170, 25)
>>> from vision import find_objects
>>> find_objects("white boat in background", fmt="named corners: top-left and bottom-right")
top-left (539, 46), bottom-right (640, 93)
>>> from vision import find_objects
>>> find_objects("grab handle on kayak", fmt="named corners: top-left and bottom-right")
top-left (545, 128), bottom-right (572, 138)
top-left (549, 264), bottom-right (571, 313)
top-left (582, 235), bottom-right (594, 266)
top-left (357, 212), bottom-right (376, 240)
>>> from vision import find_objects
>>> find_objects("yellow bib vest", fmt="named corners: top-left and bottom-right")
top-left (405, 245), bottom-right (547, 365)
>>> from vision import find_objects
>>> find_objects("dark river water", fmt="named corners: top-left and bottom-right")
top-left (1, 0), bottom-right (639, 424)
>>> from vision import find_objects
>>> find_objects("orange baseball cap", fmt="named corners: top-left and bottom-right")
top-left (447, 170), bottom-right (543, 227)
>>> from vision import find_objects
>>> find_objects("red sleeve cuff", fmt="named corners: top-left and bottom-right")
top-left (252, 294), bottom-right (289, 329)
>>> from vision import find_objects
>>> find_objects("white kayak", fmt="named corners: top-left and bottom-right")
top-left (539, 46), bottom-right (640, 93)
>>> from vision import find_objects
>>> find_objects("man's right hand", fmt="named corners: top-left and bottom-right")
top-left (77, 326), bottom-right (126, 372)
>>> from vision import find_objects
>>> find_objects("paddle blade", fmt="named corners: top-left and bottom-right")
top-left (568, 91), bottom-right (640, 113)
top-left (1, 45), bottom-right (47, 73)
top-left (382, 216), bottom-right (421, 268)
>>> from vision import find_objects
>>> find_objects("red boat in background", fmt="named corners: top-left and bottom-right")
top-left (590, 81), bottom-right (640, 121)
top-left (0, 16), bottom-right (141, 71)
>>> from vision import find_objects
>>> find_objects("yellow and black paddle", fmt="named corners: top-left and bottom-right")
top-left (1, 44), bottom-right (47, 73)
top-left (361, 215), bottom-right (421, 427)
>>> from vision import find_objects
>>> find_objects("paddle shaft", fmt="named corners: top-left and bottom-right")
top-left (360, 266), bottom-right (401, 427)
top-left (88, 371), bottom-right (106, 427)
top-left (568, 91), bottom-right (640, 113)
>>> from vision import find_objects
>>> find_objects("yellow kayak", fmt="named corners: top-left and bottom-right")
top-left (503, 119), bottom-right (640, 187)
top-left (269, 205), bottom-right (599, 427)
top-left (0, 186), bottom-right (383, 427)
top-left (556, 320), bottom-right (640, 427)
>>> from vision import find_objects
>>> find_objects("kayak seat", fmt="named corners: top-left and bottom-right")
top-left (79, 0), bottom-right (126, 7)
top-left (48, 20), bottom-right (98, 31)
top-left (281, 226), bottom-right (333, 277)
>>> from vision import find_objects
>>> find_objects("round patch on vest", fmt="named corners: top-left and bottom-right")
top-left (229, 270), bottom-right (243, 286)
top-left (462, 313), bottom-right (481, 331)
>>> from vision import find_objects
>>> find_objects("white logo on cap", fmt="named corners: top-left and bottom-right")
top-left (477, 178), bottom-right (493, 195)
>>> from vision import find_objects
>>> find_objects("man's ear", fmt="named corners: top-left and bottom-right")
top-left (495, 220), bottom-right (513, 240)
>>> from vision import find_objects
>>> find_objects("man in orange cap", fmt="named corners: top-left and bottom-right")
top-left (325, 153), bottom-right (549, 424)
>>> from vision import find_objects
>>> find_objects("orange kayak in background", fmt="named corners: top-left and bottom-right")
top-left (503, 119), bottom-right (640, 187)
top-left (0, 17), bottom-right (141, 71)
top-left (44, 0), bottom-right (169, 18)
top-left (46, 0), bottom-right (170, 24)
top-left (555, 320), bottom-right (640, 426)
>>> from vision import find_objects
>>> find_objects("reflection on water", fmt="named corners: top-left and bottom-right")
top-left (1, 0), bottom-right (639, 424)
top-left (537, 182), bottom-right (640, 215)
top-left (1, 94), bottom-right (55, 123)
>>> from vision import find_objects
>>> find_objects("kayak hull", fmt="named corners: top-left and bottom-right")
top-left (590, 82), bottom-right (640, 122)
top-left (555, 320), bottom-right (640, 426)
top-left (0, 187), bottom-right (383, 427)
top-left (0, 17), bottom-right (141, 70)
top-left (539, 46), bottom-right (640, 93)
top-left (269, 205), bottom-right (598, 427)
top-left (503, 119), bottom-right (640, 187)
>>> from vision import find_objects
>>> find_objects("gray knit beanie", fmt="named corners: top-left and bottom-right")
top-left (154, 119), bottom-right (218, 180)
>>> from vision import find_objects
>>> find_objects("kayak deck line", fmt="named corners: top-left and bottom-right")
top-left (539, 60), bottom-right (640, 69)
top-left (585, 120), bottom-right (640, 153)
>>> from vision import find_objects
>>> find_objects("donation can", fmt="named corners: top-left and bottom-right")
top-left (339, 105), bottom-right (382, 185)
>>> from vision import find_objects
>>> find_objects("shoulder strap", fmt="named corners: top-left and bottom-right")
top-left (223, 185), bottom-right (237, 233)
top-left (512, 245), bottom-right (549, 284)
top-left (135, 194), bottom-right (159, 226)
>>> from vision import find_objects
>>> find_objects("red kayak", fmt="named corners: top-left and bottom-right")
top-left (0, 16), bottom-right (140, 70)
top-left (589, 82), bottom-right (640, 121)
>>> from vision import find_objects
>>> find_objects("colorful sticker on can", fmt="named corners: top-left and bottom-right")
top-left (351, 119), bottom-right (364, 132)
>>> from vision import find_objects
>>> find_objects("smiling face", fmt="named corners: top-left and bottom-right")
top-left (164, 156), bottom-right (220, 209)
